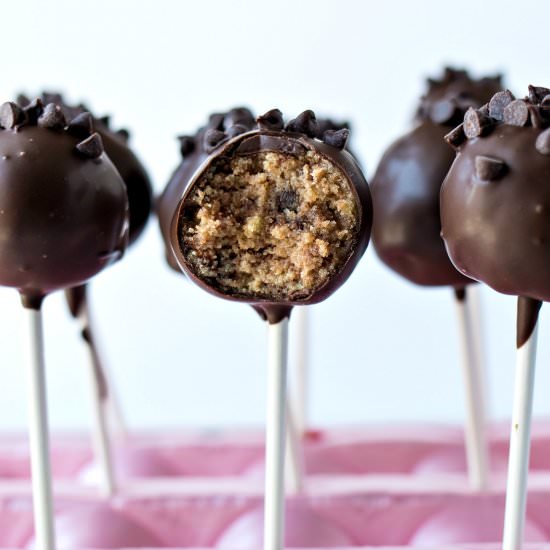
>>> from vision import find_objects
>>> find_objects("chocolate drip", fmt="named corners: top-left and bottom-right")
top-left (517, 296), bottom-right (542, 349)
top-left (454, 287), bottom-right (466, 302)
top-left (252, 304), bottom-right (293, 324)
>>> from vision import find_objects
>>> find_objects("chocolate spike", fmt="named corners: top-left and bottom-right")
top-left (178, 135), bottom-right (195, 157)
top-left (503, 100), bottom-right (530, 127)
top-left (429, 99), bottom-right (459, 125)
top-left (203, 128), bottom-right (227, 153)
top-left (75, 132), bottom-right (104, 159)
top-left (285, 110), bottom-right (318, 138)
top-left (38, 103), bottom-right (66, 130)
top-left (535, 128), bottom-right (550, 155)
top-left (0, 102), bottom-right (24, 129)
top-left (322, 128), bottom-right (349, 150)
top-left (444, 124), bottom-right (467, 149)
top-left (67, 112), bottom-right (94, 137)
top-left (488, 90), bottom-right (515, 121)
top-left (464, 107), bottom-right (493, 138)
top-left (474, 155), bottom-right (507, 181)
top-left (257, 109), bottom-right (284, 131)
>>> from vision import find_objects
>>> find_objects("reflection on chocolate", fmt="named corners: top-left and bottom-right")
top-left (166, 109), bottom-right (371, 323)
top-left (441, 86), bottom-right (550, 312)
top-left (0, 99), bottom-right (129, 309)
top-left (371, 67), bottom-right (503, 287)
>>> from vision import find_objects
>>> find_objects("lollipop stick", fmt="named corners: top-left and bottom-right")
top-left (454, 287), bottom-right (490, 490)
top-left (292, 306), bottom-right (309, 435)
top-left (502, 298), bottom-right (541, 550)
top-left (25, 308), bottom-right (56, 550)
top-left (285, 398), bottom-right (304, 494)
top-left (264, 318), bottom-right (289, 550)
top-left (82, 311), bottom-right (116, 497)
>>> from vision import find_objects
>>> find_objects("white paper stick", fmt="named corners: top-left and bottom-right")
top-left (502, 316), bottom-right (539, 550)
top-left (25, 308), bottom-right (56, 550)
top-left (285, 399), bottom-right (304, 495)
top-left (454, 289), bottom-right (490, 490)
top-left (263, 318), bottom-right (289, 550)
top-left (82, 305), bottom-right (116, 497)
top-left (292, 306), bottom-right (309, 435)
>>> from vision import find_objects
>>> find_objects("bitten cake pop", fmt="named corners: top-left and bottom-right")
top-left (371, 67), bottom-right (503, 489)
top-left (18, 92), bottom-right (153, 495)
top-left (167, 108), bottom-right (371, 550)
top-left (0, 98), bottom-right (128, 550)
top-left (440, 85), bottom-right (550, 549)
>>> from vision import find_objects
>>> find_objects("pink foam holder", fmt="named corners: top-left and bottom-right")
top-left (1, 420), bottom-right (550, 480)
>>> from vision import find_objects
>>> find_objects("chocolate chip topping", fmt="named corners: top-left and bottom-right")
top-left (0, 102), bottom-right (24, 129)
top-left (178, 135), bottom-right (195, 157)
top-left (322, 128), bottom-right (349, 150)
top-left (38, 103), bottom-right (66, 130)
top-left (536, 128), bottom-right (550, 154)
top-left (475, 155), bottom-right (507, 181)
top-left (75, 132), bottom-right (104, 158)
top-left (257, 109), bottom-right (284, 131)
top-left (488, 90), bottom-right (515, 120)
top-left (503, 100), bottom-right (530, 127)
top-left (285, 110), bottom-right (318, 138)
top-left (444, 124), bottom-right (467, 149)
top-left (203, 128), bottom-right (227, 153)
top-left (464, 107), bottom-right (493, 138)
top-left (67, 112), bottom-right (94, 137)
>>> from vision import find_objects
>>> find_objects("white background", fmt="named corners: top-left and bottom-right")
top-left (0, 0), bottom-right (548, 432)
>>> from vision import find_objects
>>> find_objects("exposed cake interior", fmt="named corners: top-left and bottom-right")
top-left (179, 149), bottom-right (359, 300)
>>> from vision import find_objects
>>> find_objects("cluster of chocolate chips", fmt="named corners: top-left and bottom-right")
top-left (0, 98), bottom-right (103, 159)
top-left (445, 86), bottom-right (550, 181)
top-left (416, 67), bottom-right (503, 127)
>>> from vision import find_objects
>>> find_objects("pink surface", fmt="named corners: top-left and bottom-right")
top-left (3, 421), bottom-right (550, 480)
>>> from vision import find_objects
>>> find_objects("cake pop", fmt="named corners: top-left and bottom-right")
top-left (371, 67), bottom-right (503, 489)
top-left (166, 107), bottom-right (371, 550)
top-left (0, 97), bottom-right (128, 550)
top-left (440, 85), bottom-right (550, 549)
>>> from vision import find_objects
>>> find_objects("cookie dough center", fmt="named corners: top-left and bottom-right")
top-left (180, 150), bottom-right (358, 300)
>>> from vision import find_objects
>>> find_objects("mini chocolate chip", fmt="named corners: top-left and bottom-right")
top-left (528, 105), bottom-right (544, 128)
top-left (528, 85), bottom-right (550, 104)
top-left (67, 112), bottom-right (94, 137)
top-left (226, 124), bottom-right (249, 138)
top-left (37, 103), bottom-right (66, 130)
top-left (285, 110), bottom-right (318, 138)
top-left (503, 100), bottom-right (530, 126)
top-left (463, 107), bottom-right (492, 138)
top-left (277, 189), bottom-right (298, 211)
top-left (116, 128), bottom-right (130, 141)
top-left (75, 132), bottom-right (104, 158)
top-left (16, 94), bottom-right (31, 107)
top-left (178, 135), bottom-right (195, 156)
top-left (208, 113), bottom-right (225, 131)
top-left (535, 128), bottom-right (550, 155)
top-left (475, 155), bottom-right (507, 181)
top-left (203, 128), bottom-right (227, 153)
top-left (22, 98), bottom-right (44, 124)
top-left (97, 115), bottom-right (110, 127)
top-left (224, 108), bottom-right (254, 130)
top-left (542, 95), bottom-right (550, 107)
top-left (430, 99), bottom-right (459, 124)
top-left (0, 102), bottom-right (24, 129)
top-left (444, 124), bottom-right (467, 149)
top-left (488, 90), bottom-right (515, 121)
top-left (42, 92), bottom-right (63, 106)
top-left (257, 109), bottom-right (284, 131)
top-left (322, 128), bottom-right (349, 150)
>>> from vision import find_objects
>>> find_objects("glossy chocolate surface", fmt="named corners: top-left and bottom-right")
top-left (441, 86), bottom-right (550, 305)
top-left (167, 110), bottom-right (372, 323)
top-left (0, 99), bottom-right (129, 308)
top-left (371, 68), bottom-right (502, 287)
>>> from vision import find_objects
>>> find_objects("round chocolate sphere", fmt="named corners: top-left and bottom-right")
top-left (0, 99), bottom-right (129, 308)
top-left (371, 67), bottom-right (503, 286)
top-left (441, 86), bottom-right (550, 303)
top-left (168, 109), bottom-right (372, 322)
top-left (19, 92), bottom-right (152, 245)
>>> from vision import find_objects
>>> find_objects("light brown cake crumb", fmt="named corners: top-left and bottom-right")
top-left (180, 150), bottom-right (359, 300)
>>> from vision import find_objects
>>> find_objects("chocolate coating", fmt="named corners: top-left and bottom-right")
top-left (441, 86), bottom-right (550, 305)
top-left (0, 100), bottom-right (129, 308)
top-left (18, 93), bottom-right (152, 245)
top-left (167, 110), bottom-right (372, 323)
top-left (371, 67), bottom-right (503, 287)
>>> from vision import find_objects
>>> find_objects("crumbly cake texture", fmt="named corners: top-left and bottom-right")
top-left (180, 150), bottom-right (359, 300)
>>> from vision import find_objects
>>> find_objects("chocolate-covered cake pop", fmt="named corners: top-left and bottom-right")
top-left (0, 99), bottom-right (129, 308)
top-left (441, 85), bottom-right (550, 306)
top-left (167, 108), bottom-right (372, 322)
top-left (18, 92), bottom-right (152, 245)
top-left (371, 67), bottom-right (503, 286)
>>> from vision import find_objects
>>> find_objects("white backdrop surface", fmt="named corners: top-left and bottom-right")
top-left (0, 0), bottom-right (548, 431)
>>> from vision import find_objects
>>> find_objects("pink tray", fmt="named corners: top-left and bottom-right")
top-left (1, 421), bottom-right (549, 480)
